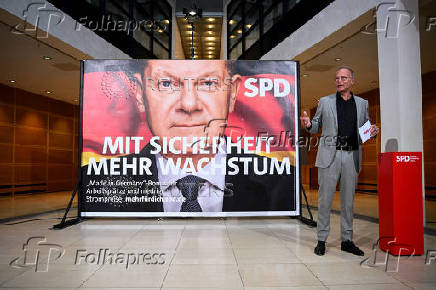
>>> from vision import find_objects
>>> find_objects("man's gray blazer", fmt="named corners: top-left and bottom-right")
top-left (307, 94), bottom-right (370, 173)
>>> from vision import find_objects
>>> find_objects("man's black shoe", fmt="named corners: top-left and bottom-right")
top-left (314, 241), bottom-right (325, 256)
top-left (341, 240), bottom-right (364, 256)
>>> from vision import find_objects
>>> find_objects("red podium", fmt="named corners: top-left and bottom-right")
top-left (378, 152), bottom-right (424, 255)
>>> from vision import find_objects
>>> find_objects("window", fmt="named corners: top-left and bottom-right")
top-left (48, 0), bottom-right (172, 59)
top-left (227, 0), bottom-right (332, 60)
top-left (263, 3), bottom-right (282, 33)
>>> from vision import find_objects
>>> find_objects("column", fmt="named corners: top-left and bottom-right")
top-left (376, 0), bottom-right (425, 220)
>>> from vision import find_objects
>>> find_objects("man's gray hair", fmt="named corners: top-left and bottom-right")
top-left (336, 66), bottom-right (354, 79)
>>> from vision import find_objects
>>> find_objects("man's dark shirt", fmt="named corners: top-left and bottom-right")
top-left (336, 92), bottom-right (358, 150)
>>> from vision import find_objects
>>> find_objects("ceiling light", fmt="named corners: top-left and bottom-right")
top-left (207, 51), bottom-right (213, 54)
top-left (43, 56), bottom-right (52, 60)
top-left (162, 19), bottom-right (170, 24)
top-left (183, 4), bottom-right (202, 22)
top-left (207, 25), bottom-right (214, 29)
top-left (207, 18), bottom-right (215, 22)
top-left (335, 58), bottom-right (341, 61)
top-left (207, 31), bottom-right (214, 35)
top-left (229, 19), bottom-right (235, 25)
top-left (205, 37), bottom-right (215, 41)
top-left (9, 80), bottom-right (16, 83)
top-left (46, 90), bottom-right (52, 94)
top-left (206, 42), bottom-right (214, 46)
top-left (230, 35), bottom-right (236, 39)
top-left (206, 47), bottom-right (215, 50)
top-left (236, 29), bottom-right (242, 34)
top-left (246, 24), bottom-right (252, 29)
top-left (303, 74), bottom-right (308, 77)
top-left (208, 55), bottom-right (214, 58)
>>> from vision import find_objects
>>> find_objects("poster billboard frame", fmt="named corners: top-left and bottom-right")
top-left (77, 59), bottom-right (302, 218)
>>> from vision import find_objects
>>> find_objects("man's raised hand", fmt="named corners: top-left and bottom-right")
top-left (300, 111), bottom-right (311, 128)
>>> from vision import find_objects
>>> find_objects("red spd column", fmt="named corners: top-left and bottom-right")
top-left (378, 152), bottom-right (424, 256)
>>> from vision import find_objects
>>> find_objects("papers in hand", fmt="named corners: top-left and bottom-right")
top-left (359, 121), bottom-right (371, 143)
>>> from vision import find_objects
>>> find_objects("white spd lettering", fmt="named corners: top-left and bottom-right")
top-left (244, 77), bottom-right (290, 97)
top-left (396, 156), bottom-right (410, 162)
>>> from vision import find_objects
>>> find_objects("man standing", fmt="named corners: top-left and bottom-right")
top-left (300, 66), bottom-right (379, 256)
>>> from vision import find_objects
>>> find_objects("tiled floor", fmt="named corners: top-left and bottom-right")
top-left (1, 189), bottom-right (435, 230)
top-left (0, 210), bottom-right (435, 289)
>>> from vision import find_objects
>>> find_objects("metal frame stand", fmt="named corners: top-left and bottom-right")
top-left (52, 182), bottom-right (83, 230)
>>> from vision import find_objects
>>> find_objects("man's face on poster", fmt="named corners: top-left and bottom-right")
top-left (137, 60), bottom-right (240, 153)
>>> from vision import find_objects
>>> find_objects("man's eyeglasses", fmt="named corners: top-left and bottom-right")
top-left (335, 76), bottom-right (351, 82)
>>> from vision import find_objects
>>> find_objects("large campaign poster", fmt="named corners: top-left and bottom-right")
top-left (79, 60), bottom-right (300, 217)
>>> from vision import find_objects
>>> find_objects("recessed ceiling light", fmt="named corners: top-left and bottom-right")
top-left (303, 74), bottom-right (308, 77)
top-left (230, 35), bottom-right (236, 39)
top-left (9, 80), bottom-right (16, 83)
top-left (46, 90), bottom-right (52, 94)
top-left (236, 29), bottom-right (242, 34)
top-left (246, 24), bottom-right (252, 28)
top-left (207, 31), bottom-right (214, 35)
top-left (43, 56), bottom-right (52, 60)
top-left (335, 58), bottom-right (341, 61)
top-left (207, 18), bottom-right (215, 22)
top-left (229, 19), bottom-right (235, 25)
